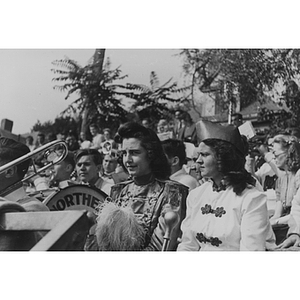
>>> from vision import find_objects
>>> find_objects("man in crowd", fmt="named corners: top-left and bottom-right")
top-left (34, 132), bottom-right (46, 150)
top-left (100, 128), bottom-right (116, 153)
top-left (173, 109), bottom-right (184, 139)
top-left (0, 137), bottom-right (49, 212)
top-left (99, 149), bottom-right (129, 195)
top-left (162, 139), bottom-right (199, 191)
top-left (232, 113), bottom-right (244, 127)
top-left (49, 151), bottom-right (77, 189)
top-left (89, 123), bottom-right (104, 150)
top-left (75, 148), bottom-right (105, 192)
top-left (65, 134), bottom-right (80, 152)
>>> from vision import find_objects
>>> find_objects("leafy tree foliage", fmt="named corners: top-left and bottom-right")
top-left (31, 116), bottom-right (79, 137)
top-left (180, 49), bottom-right (300, 116)
top-left (125, 71), bottom-right (189, 124)
top-left (51, 50), bottom-right (129, 134)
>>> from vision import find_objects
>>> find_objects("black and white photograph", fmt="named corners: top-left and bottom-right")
top-left (1, 1), bottom-right (299, 300)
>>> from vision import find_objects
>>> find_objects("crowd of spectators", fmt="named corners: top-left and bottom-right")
top-left (2, 108), bottom-right (300, 252)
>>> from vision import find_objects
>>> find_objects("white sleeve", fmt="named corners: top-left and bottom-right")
top-left (240, 191), bottom-right (270, 251)
top-left (288, 188), bottom-right (300, 236)
top-left (177, 189), bottom-right (201, 251)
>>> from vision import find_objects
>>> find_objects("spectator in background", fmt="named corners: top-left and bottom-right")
top-left (33, 151), bottom-right (77, 191)
top-left (46, 132), bottom-right (57, 143)
top-left (89, 123), bottom-right (104, 150)
top-left (66, 134), bottom-right (80, 152)
top-left (232, 113), bottom-right (243, 127)
top-left (189, 147), bottom-right (207, 186)
top-left (34, 132), bottom-right (46, 150)
top-left (79, 131), bottom-right (92, 149)
top-left (178, 112), bottom-right (197, 146)
top-left (156, 119), bottom-right (170, 134)
top-left (162, 139), bottom-right (199, 191)
top-left (49, 151), bottom-right (77, 189)
top-left (268, 135), bottom-right (300, 244)
top-left (58, 132), bottom-right (66, 141)
top-left (173, 109), bottom-right (184, 139)
top-left (100, 128), bottom-right (116, 152)
top-left (25, 135), bottom-right (35, 152)
top-left (141, 118), bottom-right (152, 129)
top-left (99, 150), bottom-right (122, 195)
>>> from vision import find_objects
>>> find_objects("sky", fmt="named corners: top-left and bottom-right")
top-left (0, 49), bottom-right (185, 134)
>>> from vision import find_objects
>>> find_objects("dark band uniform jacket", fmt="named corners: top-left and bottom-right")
top-left (109, 178), bottom-right (188, 251)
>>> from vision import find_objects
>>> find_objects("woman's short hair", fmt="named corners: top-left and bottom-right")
top-left (203, 139), bottom-right (255, 195)
top-left (115, 122), bottom-right (171, 180)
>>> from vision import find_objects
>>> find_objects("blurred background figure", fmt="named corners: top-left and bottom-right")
top-left (162, 139), bottom-right (199, 191)
top-left (141, 118), bottom-right (152, 129)
top-left (100, 150), bottom-right (120, 195)
top-left (231, 113), bottom-right (244, 127)
top-left (89, 123), bottom-right (104, 150)
top-left (66, 134), bottom-right (80, 152)
top-left (189, 147), bottom-right (207, 185)
top-left (49, 152), bottom-right (77, 189)
top-left (100, 128), bottom-right (116, 152)
top-left (173, 109), bottom-right (184, 139)
top-left (46, 132), bottom-right (57, 143)
top-left (34, 132), bottom-right (46, 150)
top-left (25, 135), bottom-right (35, 152)
top-left (268, 135), bottom-right (300, 244)
top-left (178, 112), bottom-right (197, 146)
top-left (156, 118), bottom-right (170, 134)
top-left (79, 131), bottom-right (92, 149)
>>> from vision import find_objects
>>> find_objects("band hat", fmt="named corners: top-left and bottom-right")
top-left (196, 120), bottom-right (245, 155)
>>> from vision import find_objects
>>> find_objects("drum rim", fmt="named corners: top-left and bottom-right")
top-left (43, 184), bottom-right (108, 206)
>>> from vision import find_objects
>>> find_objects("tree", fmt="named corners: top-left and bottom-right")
top-left (125, 71), bottom-right (189, 124)
top-left (180, 49), bottom-right (300, 119)
top-left (51, 49), bottom-right (129, 134)
top-left (31, 116), bottom-right (79, 137)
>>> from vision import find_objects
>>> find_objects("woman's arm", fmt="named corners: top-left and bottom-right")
top-left (269, 201), bottom-right (284, 223)
top-left (177, 189), bottom-right (201, 251)
top-left (240, 191), bottom-right (271, 251)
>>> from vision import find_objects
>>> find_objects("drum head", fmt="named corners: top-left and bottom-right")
top-left (28, 189), bottom-right (58, 202)
top-left (43, 185), bottom-right (108, 213)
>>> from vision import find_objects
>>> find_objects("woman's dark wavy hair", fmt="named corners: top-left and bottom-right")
top-left (114, 122), bottom-right (171, 180)
top-left (203, 139), bottom-right (256, 196)
top-left (286, 141), bottom-right (300, 173)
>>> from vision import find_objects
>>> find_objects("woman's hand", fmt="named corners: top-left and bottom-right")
top-left (161, 204), bottom-right (175, 217)
top-left (276, 234), bottom-right (300, 249)
top-left (270, 217), bottom-right (279, 226)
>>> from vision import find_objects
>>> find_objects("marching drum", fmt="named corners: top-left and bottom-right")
top-left (27, 189), bottom-right (58, 202)
top-left (43, 185), bottom-right (108, 214)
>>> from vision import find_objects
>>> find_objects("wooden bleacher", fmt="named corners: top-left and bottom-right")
top-left (0, 210), bottom-right (89, 251)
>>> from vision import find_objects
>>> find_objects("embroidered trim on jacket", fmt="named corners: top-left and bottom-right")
top-left (201, 204), bottom-right (226, 217)
top-left (196, 233), bottom-right (222, 247)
